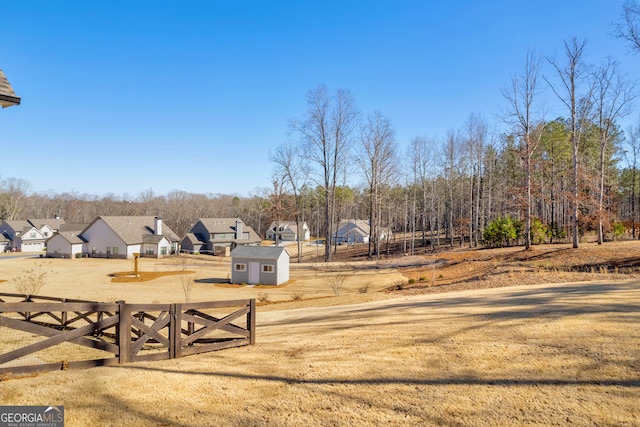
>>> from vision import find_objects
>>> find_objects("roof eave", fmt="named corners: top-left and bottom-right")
top-left (0, 94), bottom-right (20, 108)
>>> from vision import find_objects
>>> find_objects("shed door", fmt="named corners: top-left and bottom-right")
top-left (249, 262), bottom-right (260, 284)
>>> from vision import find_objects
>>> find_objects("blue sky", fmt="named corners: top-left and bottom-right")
top-left (1, 1), bottom-right (639, 198)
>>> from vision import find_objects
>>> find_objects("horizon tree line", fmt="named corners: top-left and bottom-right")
top-left (3, 3), bottom-right (640, 260)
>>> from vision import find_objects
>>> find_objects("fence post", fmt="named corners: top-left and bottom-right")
top-left (248, 299), bottom-right (256, 345)
top-left (173, 303), bottom-right (182, 359)
top-left (117, 300), bottom-right (131, 364)
top-left (61, 298), bottom-right (67, 330)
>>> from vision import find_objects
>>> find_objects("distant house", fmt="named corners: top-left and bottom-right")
top-left (0, 218), bottom-right (65, 253)
top-left (181, 218), bottom-right (261, 255)
top-left (80, 216), bottom-right (179, 259)
top-left (333, 219), bottom-right (391, 244)
top-left (231, 246), bottom-right (290, 285)
top-left (265, 221), bottom-right (311, 242)
top-left (46, 223), bottom-right (88, 258)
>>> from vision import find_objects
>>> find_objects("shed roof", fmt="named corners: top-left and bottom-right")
top-left (231, 245), bottom-right (289, 260)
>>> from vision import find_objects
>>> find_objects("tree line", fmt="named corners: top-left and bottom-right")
top-left (3, 3), bottom-right (640, 262)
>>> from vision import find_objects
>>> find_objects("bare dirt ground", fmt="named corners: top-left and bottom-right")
top-left (0, 240), bottom-right (639, 426)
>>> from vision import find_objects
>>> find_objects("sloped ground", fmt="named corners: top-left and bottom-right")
top-left (0, 241), bottom-right (639, 425)
top-left (0, 279), bottom-right (638, 426)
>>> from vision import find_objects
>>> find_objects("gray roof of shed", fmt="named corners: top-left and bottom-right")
top-left (231, 245), bottom-right (289, 260)
top-left (0, 69), bottom-right (20, 108)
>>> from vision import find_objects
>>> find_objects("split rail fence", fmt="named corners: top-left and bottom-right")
top-left (0, 292), bottom-right (255, 374)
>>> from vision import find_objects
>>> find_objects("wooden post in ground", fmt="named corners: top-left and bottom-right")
top-left (248, 299), bottom-right (256, 345)
top-left (133, 253), bottom-right (140, 277)
top-left (117, 300), bottom-right (131, 364)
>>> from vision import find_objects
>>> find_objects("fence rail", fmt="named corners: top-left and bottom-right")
top-left (0, 293), bottom-right (255, 374)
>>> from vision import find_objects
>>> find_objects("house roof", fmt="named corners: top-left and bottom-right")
top-left (58, 223), bottom-right (89, 233)
top-left (1, 220), bottom-right (31, 233)
top-left (142, 234), bottom-right (166, 244)
top-left (194, 218), bottom-right (261, 243)
top-left (28, 218), bottom-right (66, 230)
top-left (267, 221), bottom-right (308, 234)
top-left (336, 219), bottom-right (370, 235)
top-left (181, 233), bottom-right (204, 244)
top-left (91, 216), bottom-right (180, 244)
top-left (231, 245), bottom-right (290, 260)
top-left (50, 231), bottom-right (86, 245)
top-left (0, 69), bottom-right (20, 108)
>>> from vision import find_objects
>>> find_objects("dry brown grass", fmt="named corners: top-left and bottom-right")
top-left (109, 270), bottom-right (195, 283)
top-left (0, 242), bottom-right (639, 425)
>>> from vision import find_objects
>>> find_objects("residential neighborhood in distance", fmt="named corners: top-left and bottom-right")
top-left (1, 215), bottom-right (380, 261)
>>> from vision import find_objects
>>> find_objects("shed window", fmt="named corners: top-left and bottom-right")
top-left (262, 265), bottom-right (274, 273)
top-left (235, 263), bottom-right (246, 271)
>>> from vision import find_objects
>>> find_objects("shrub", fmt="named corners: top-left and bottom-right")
top-left (358, 285), bottom-right (369, 294)
top-left (257, 292), bottom-right (270, 303)
top-left (13, 262), bottom-right (50, 296)
top-left (483, 216), bottom-right (522, 248)
top-left (327, 273), bottom-right (347, 296)
top-left (530, 217), bottom-right (548, 245)
top-left (612, 221), bottom-right (625, 240)
top-left (290, 292), bottom-right (304, 301)
top-left (392, 280), bottom-right (406, 290)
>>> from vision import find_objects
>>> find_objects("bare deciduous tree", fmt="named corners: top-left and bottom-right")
top-left (623, 119), bottom-right (640, 237)
top-left (546, 37), bottom-right (592, 248)
top-left (0, 177), bottom-right (31, 221)
top-left (358, 111), bottom-right (398, 259)
top-left (290, 85), bottom-right (359, 261)
top-left (270, 140), bottom-right (307, 262)
top-left (503, 49), bottom-right (544, 250)
top-left (615, 1), bottom-right (640, 53)
top-left (592, 58), bottom-right (637, 244)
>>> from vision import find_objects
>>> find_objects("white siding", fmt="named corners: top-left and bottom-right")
top-left (82, 219), bottom-right (127, 257)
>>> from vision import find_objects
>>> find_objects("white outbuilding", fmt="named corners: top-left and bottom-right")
top-left (230, 246), bottom-right (290, 285)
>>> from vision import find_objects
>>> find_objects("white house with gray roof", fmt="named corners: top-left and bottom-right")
top-left (46, 223), bottom-right (88, 258)
top-left (0, 218), bottom-right (65, 252)
top-left (80, 216), bottom-right (179, 259)
top-left (231, 246), bottom-right (290, 285)
top-left (265, 220), bottom-right (311, 242)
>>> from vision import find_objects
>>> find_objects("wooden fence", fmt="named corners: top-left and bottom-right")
top-left (0, 292), bottom-right (255, 374)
